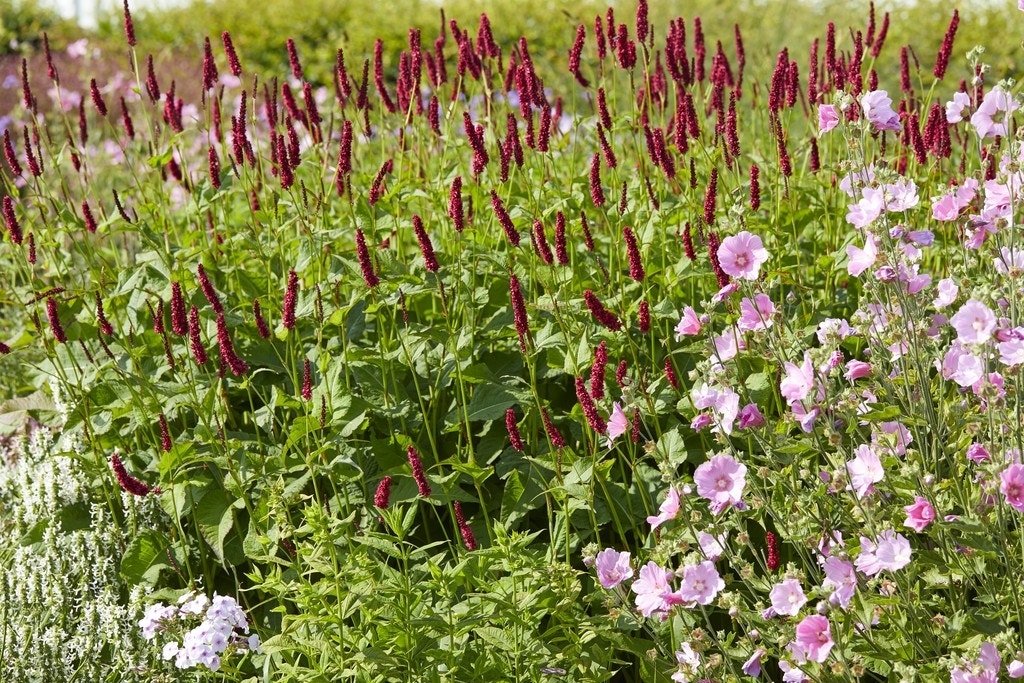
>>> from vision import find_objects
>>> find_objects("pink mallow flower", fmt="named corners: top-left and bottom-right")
top-left (846, 233), bottom-right (879, 275)
top-left (632, 561), bottom-right (674, 618)
top-left (674, 560), bottom-right (725, 605)
top-left (971, 86), bottom-right (1019, 138)
top-left (743, 648), bottom-right (766, 677)
top-left (1001, 464), bottom-right (1024, 512)
top-left (846, 444), bottom-right (884, 499)
top-left (821, 556), bottom-right (857, 609)
top-left (903, 496), bottom-right (936, 532)
top-left (818, 104), bottom-right (840, 133)
top-left (737, 293), bottom-right (776, 331)
top-left (694, 454), bottom-right (746, 514)
top-left (595, 549), bottom-right (633, 589)
top-left (860, 90), bottom-right (901, 131)
top-left (792, 615), bottom-right (834, 663)
top-left (768, 578), bottom-right (807, 617)
top-left (780, 352), bottom-right (816, 404)
top-left (606, 402), bottom-right (628, 447)
top-left (647, 487), bottom-right (680, 530)
top-left (698, 531), bottom-right (727, 561)
top-left (737, 403), bottom-right (765, 429)
top-left (846, 187), bottom-right (885, 228)
top-left (933, 278), bottom-right (959, 308)
top-left (951, 642), bottom-right (1001, 683)
top-left (946, 91), bottom-right (971, 123)
top-left (941, 342), bottom-right (985, 387)
top-left (844, 360), bottom-right (872, 381)
top-left (717, 231), bottom-right (769, 281)
top-left (855, 530), bottom-right (912, 576)
top-left (950, 299), bottom-right (996, 344)
top-left (675, 306), bottom-right (702, 338)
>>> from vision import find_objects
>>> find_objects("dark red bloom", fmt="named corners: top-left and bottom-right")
top-left (222, 31), bottom-right (242, 76)
top-left (583, 290), bottom-right (621, 331)
top-left (505, 408), bottom-right (524, 451)
top-left (589, 341), bottom-right (608, 401)
top-left (448, 176), bottom-right (465, 232)
top-left (89, 78), bottom-right (107, 116)
top-left (81, 200), bottom-right (98, 233)
top-left (407, 445), bottom-right (431, 497)
top-left (490, 191), bottom-right (520, 247)
top-left (510, 274), bottom-right (530, 352)
top-left (110, 453), bottom-right (153, 497)
top-left (413, 215), bottom-right (439, 272)
top-left (46, 296), bottom-right (66, 343)
top-left (568, 24), bottom-right (589, 88)
top-left (682, 222), bottom-right (696, 261)
top-left (597, 87), bottom-right (612, 130)
top-left (286, 37), bottom-right (303, 81)
top-left (554, 212), bottom-right (568, 265)
top-left (933, 10), bottom-right (959, 80)
top-left (208, 145), bottom-right (221, 189)
top-left (356, 229), bottom-right (379, 288)
top-left (3, 196), bottom-right (22, 245)
top-left (216, 312), bottom-right (248, 376)
top-left (23, 126), bottom-right (41, 177)
top-left (4, 129), bottom-right (22, 177)
top-left (26, 232), bottom-right (35, 264)
top-left (301, 358), bottom-right (313, 400)
top-left (171, 282), bottom-right (188, 335)
top-left (158, 413), bottom-right (172, 452)
top-left (638, 300), bottom-right (650, 333)
top-left (374, 476), bottom-right (392, 509)
top-left (253, 299), bottom-right (271, 339)
top-left (196, 264), bottom-right (223, 314)
top-left (368, 158), bottom-right (393, 206)
top-left (575, 376), bottom-right (607, 434)
top-left (454, 501), bottom-right (478, 550)
top-left (532, 219), bottom-right (553, 265)
top-left (589, 153), bottom-right (605, 207)
top-left (664, 357), bottom-right (679, 389)
top-left (122, 0), bottom-right (136, 47)
top-left (766, 531), bottom-right (780, 571)
top-left (749, 164), bottom-right (761, 211)
top-left (187, 306), bottom-right (207, 365)
top-left (283, 269), bottom-right (299, 330)
top-left (95, 293), bottom-right (113, 336)
top-left (623, 226), bottom-right (645, 281)
top-left (580, 211), bottom-right (595, 252)
top-left (541, 408), bottom-right (565, 448)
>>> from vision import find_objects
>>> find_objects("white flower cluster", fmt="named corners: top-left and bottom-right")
top-left (139, 591), bottom-right (260, 672)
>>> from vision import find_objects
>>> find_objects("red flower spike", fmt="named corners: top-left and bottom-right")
top-left (407, 445), bottom-right (431, 497)
top-left (158, 414), bottom-right (172, 452)
top-left (188, 305), bottom-right (207, 365)
top-left (413, 215), bottom-right (439, 272)
top-left (589, 341), bottom-right (608, 401)
top-left (509, 275), bottom-right (530, 352)
top-left (3, 196), bottom-right (22, 245)
top-left (623, 226), bottom-right (645, 282)
top-left (664, 358), bottom-right (680, 389)
top-left (448, 176), bottom-right (465, 232)
top-left (505, 408), bottom-right (524, 452)
top-left (110, 452), bottom-right (152, 497)
top-left (454, 501), bottom-right (478, 550)
top-left (583, 290), bottom-right (621, 331)
top-left (575, 376), bottom-right (607, 434)
top-left (554, 212), bottom-right (568, 265)
top-left (374, 476), bottom-right (392, 509)
top-left (766, 531), bottom-right (780, 571)
top-left (95, 293), bottom-right (114, 336)
top-left (356, 229), bottom-right (379, 288)
top-left (170, 282), bottom-right (188, 336)
top-left (46, 297), bottom-right (66, 344)
top-left (301, 358), bottom-right (312, 400)
top-left (282, 270), bottom-right (299, 330)
top-left (216, 313), bottom-right (248, 376)
top-left (122, 0), bottom-right (136, 47)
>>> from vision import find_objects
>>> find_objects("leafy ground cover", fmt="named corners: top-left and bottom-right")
top-left (2, 0), bottom-right (1024, 681)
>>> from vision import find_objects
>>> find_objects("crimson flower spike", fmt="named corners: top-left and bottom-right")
top-left (509, 274), bottom-right (530, 352)
top-left (589, 340), bottom-right (608, 401)
top-left (454, 501), bottom-right (478, 550)
top-left (46, 296), bottom-right (66, 343)
top-left (122, 0), bottom-right (136, 47)
top-left (583, 290), bottom-right (621, 331)
top-left (158, 414), bottom-right (172, 452)
top-left (216, 312), bottom-right (248, 376)
top-left (374, 475), bottom-right (392, 509)
top-left (4, 129), bottom-right (22, 177)
top-left (95, 293), bottom-right (114, 336)
top-left (664, 357), bottom-right (680, 389)
top-left (3, 196), bottom-right (23, 245)
top-left (413, 215), bottom-right (439, 272)
top-left (532, 219), bottom-right (553, 265)
top-left (541, 408), bottom-right (565, 448)
top-left (407, 445), bottom-right (431, 497)
top-left (282, 269), bottom-right (298, 329)
top-left (187, 305), bottom-right (208, 365)
top-left (568, 24), bottom-right (589, 88)
top-left (286, 38), bottom-right (303, 81)
top-left (589, 153), bottom-right (605, 207)
top-left (505, 408), bottom-right (524, 452)
top-left (222, 31), bottom-right (242, 76)
top-left (490, 191), bottom-right (520, 247)
top-left (301, 358), bottom-right (312, 400)
top-left (933, 10), bottom-right (959, 80)
top-left (766, 531), bottom-right (780, 571)
top-left (554, 212), bottom-right (568, 265)
top-left (448, 176), bottom-right (465, 232)
top-left (170, 282), bottom-right (188, 335)
top-left (356, 229), bottom-right (379, 288)
top-left (253, 299), bottom-right (271, 339)
top-left (196, 263), bottom-right (223, 313)
top-left (110, 452), bottom-right (153, 497)
top-left (623, 226), bottom-right (645, 282)
top-left (749, 164), bottom-right (761, 211)
top-left (575, 376), bottom-right (607, 434)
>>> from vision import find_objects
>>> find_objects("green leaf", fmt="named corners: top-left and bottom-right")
top-left (121, 529), bottom-right (170, 585)
top-left (193, 484), bottom-right (239, 563)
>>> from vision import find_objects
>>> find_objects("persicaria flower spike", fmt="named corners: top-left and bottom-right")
top-left (454, 501), bottom-right (478, 550)
top-left (413, 215), bottom-right (439, 272)
top-left (505, 408), bottom-right (524, 452)
top-left (407, 445), bottom-right (431, 497)
top-left (623, 226), bottom-right (645, 281)
top-left (583, 290), bottom-right (622, 331)
top-left (110, 452), bottom-right (152, 496)
top-left (46, 297), bottom-right (66, 344)
top-left (196, 264), bottom-right (223, 313)
top-left (356, 229), bottom-right (379, 288)
top-left (575, 376), bottom-right (607, 434)
top-left (282, 270), bottom-right (299, 330)
top-left (374, 476), bottom-right (392, 509)
top-left (301, 358), bottom-right (313, 400)
top-left (3, 196), bottom-right (23, 245)
top-left (216, 313), bottom-right (248, 376)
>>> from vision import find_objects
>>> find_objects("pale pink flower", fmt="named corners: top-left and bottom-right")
top-left (779, 660), bottom-right (807, 682)
top-left (698, 531), bottom-right (727, 561)
top-left (946, 91), bottom-right (972, 123)
top-left (844, 360), bottom-right (872, 381)
top-left (998, 332), bottom-right (1024, 367)
top-left (694, 454), bottom-right (746, 514)
top-left (606, 402), bottom-right (628, 447)
top-left (791, 401), bottom-right (821, 433)
top-left (941, 342), bottom-right (985, 387)
top-left (872, 421), bottom-right (912, 457)
top-left (971, 86), bottom-right (1018, 138)
top-left (820, 556), bottom-right (857, 608)
top-left (671, 643), bottom-right (701, 682)
top-left (717, 231), bottom-right (769, 281)
top-left (595, 549), bottom-right (633, 588)
top-left (792, 615), bottom-right (834, 663)
top-left (839, 166), bottom-right (875, 197)
top-left (903, 496), bottom-right (936, 532)
top-left (846, 233), bottom-right (879, 276)
top-left (713, 331), bottom-right (743, 362)
top-left (967, 443), bottom-right (991, 463)
top-left (995, 247), bottom-right (1024, 275)
top-left (742, 648), bottom-right (766, 677)
top-left (1007, 660), bottom-right (1024, 678)
top-left (855, 530), bottom-right (912, 576)
top-left (632, 561), bottom-right (674, 617)
top-left (860, 90), bottom-right (901, 131)
top-left (816, 318), bottom-right (852, 344)
top-left (933, 278), bottom-right (958, 308)
top-left (818, 104), bottom-right (840, 133)
top-left (883, 179), bottom-right (919, 212)
top-left (738, 294), bottom-right (775, 331)
top-left (780, 353), bottom-right (815, 404)
top-left (1001, 464), bottom-right (1024, 512)
top-left (952, 642), bottom-right (1001, 683)
top-left (647, 487), bottom-right (680, 530)
top-left (675, 560), bottom-right (724, 605)
top-left (950, 299), bottom-right (996, 344)
top-left (737, 403), bottom-right (765, 429)
top-left (691, 413), bottom-right (713, 431)
top-left (846, 444), bottom-right (883, 499)
top-left (675, 306), bottom-right (702, 338)
top-left (768, 578), bottom-right (807, 617)
top-left (846, 187), bottom-right (885, 228)
top-left (931, 192), bottom-right (961, 221)
top-left (691, 383), bottom-right (740, 435)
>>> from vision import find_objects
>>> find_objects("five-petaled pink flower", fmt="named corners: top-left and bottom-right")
top-left (768, 578), bottom-right (807, 617)
top-left (855, 529), bottom-right (912, 576)
top-left (717, 231), bottom-right (769, 281)
top-left (860, 90), bottom-right (901, 131)
top-left (647, 486), bottom-right (680, 530)
top-left (903, 496), bottom-right (936, 532)
top-left (606, 402), bottom-right (628, 447)
top-left (674, 560), bottom-right (724, 605)
top-left (818, 104), bottom-right (840, 133)
top-left (694, 454), bottom-right (747, 514)
top-left (950, 299), bottom-right (996, 344)
top-left (675, 306), bottom-right (702, 338)
top-left (595, 548), bottom-right (633, 589)
top-left (792, 615), bottom-right (834, 663)
top-left (738, 293), bottom-right (776, 331)
top-left (1001, 464), bottom-right (1024, 512)
top-left (632, 561), bottom-right (674, 617)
